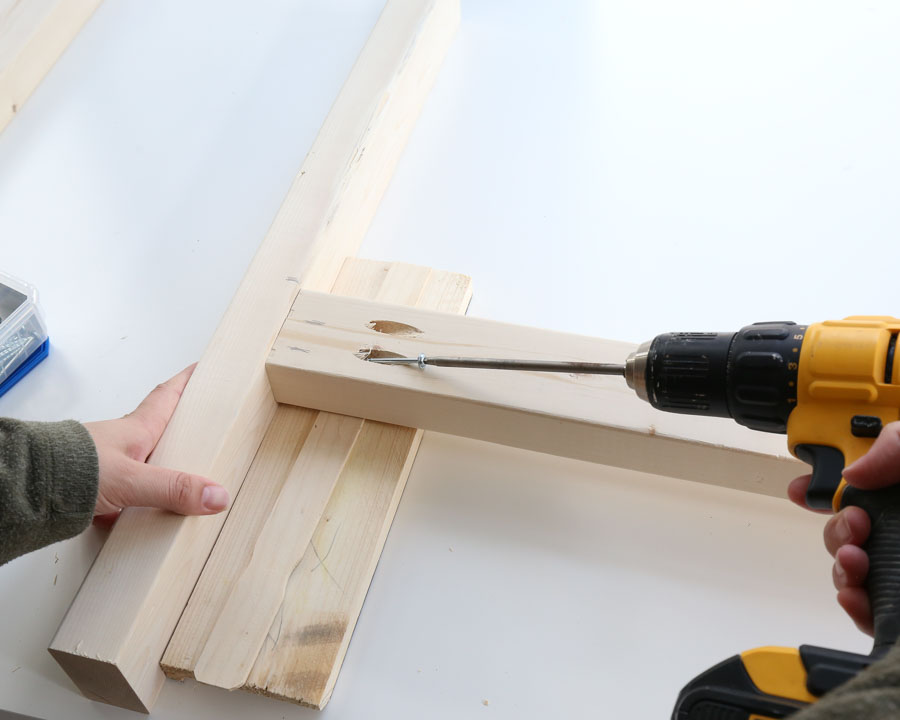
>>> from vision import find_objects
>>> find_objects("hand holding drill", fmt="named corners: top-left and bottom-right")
top-left (790, 421), bottom-right (900, 637)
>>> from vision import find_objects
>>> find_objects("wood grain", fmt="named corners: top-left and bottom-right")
top-left (49, 0), bottom-right (460, 711)
top-left (159, 404), bottom-right (318, 681)
top-left (194, 413), bottom-right (364, 690)
top-left (0, 0), bottom-right (102, 133)
top-left (266, 292), bottom-right (805, 498)
top-left (246, 261), bottom-right (472, 708)
top-left (162, 258), bottom-right (472, 707)
top-left (246, 420), bottom-right (420, 707)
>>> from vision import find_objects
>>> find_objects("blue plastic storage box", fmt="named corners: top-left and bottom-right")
top-left (0, 273), bottom-right (49, 398)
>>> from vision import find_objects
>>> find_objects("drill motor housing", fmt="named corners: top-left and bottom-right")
top-left (640, 317), bottom-right (900, 508)
top-left (646, 317), bottom-right (900, 719)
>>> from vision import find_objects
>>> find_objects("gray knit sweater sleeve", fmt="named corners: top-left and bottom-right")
top-left (790, 644), bottom-right (900, 719)
top-left (0, 419), bottom-right (99, 566)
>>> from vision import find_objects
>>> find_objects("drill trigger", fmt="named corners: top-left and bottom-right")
top-left (795, 444), bottom-right (845, 510)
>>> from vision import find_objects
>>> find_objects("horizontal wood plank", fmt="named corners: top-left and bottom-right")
top-left (266, 292), bottom-right (805, 498)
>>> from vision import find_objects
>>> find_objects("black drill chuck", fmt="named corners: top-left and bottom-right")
top-left (626, 321), bottom-right (805, 434)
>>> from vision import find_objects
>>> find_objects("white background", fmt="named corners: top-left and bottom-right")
top-left (2, 1), bottom-right (899, 718)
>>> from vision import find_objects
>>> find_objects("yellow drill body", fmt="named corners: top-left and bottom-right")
top-left (789, 317), bottom-right (900, 510)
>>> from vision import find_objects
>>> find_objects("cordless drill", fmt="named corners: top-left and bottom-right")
top-left (372, 316), bottom-right (900, 716)
top-left (621, 317), bottom-right (900, 719)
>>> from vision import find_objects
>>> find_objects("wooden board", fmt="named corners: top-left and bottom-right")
top-left (162, 258), bottom-right (473, 708)
top-left (266, 292), bottom-right (806, 498)
top-left (49, 1), bottom-right (460, 712)
top-left (0, 0), bottom-right (101, 133)
top-left (160, 404), bottom-right (317, 681)
top-left (194, 413), bottom-right (365, 690)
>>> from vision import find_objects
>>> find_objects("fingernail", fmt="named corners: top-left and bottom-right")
top-left (835, 558), bottom-right (847, 583)
top-left (202, 486), bottom-right (229, 511)
top-left (835, 516), bottom-right (852, 545)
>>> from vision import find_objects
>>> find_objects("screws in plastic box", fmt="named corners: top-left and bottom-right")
top-left (0, 332), bottom-right (36, 376)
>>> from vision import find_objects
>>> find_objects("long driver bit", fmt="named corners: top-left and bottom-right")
top-left (367, 353), bottom-right (625, 375)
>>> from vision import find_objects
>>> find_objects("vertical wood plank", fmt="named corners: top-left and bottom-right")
top-left (159, 404), bottom-right (318, 679)
top-left (49, 1), bottom-right (460, 710)
top-left (247, 421), bottom-right (421, 706)
top-left (161, 259), bottom-right (472, 707)
top-left (193, 413), bottom-right (365, 690)
top-left (162, 259), bottom-right (402, 682)
top-left (246, 260), bottom-right (472, 707)
top-left (0, 0), bottom-right (102, 133)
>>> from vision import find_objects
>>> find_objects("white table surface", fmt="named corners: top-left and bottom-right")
top-left (2, 1), bottom-right (899, 718)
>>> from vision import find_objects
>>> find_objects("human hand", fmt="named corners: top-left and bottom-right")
top-left (86, 364), bottom-right (229, 528)
top-left (787, 421), bottom-right (900, 636)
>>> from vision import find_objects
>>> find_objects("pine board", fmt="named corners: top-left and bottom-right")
top-left (266, 291), bottom-right (805, 498)
top-left (162, 257), bottom-right (472, 708)
top-left (0, 0), bottom-right (101, 133)
top-left (49, 0), bottom-right (460, 711)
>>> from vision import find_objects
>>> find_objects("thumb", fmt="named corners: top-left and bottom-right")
top-left (119, 462), bottom-right (230, 515)
top-left (843, 422), bottom-right (900, 490)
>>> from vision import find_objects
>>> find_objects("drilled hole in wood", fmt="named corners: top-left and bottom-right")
top-left (355, 346), bottom-right (405, 361)
top-left (366, 320), bottom-right (422, 337)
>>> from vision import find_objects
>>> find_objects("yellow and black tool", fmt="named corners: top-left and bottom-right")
top-left (627, 317), bottom-right (900, 718)
top-left (374, 317), bottom-right (900, 717)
